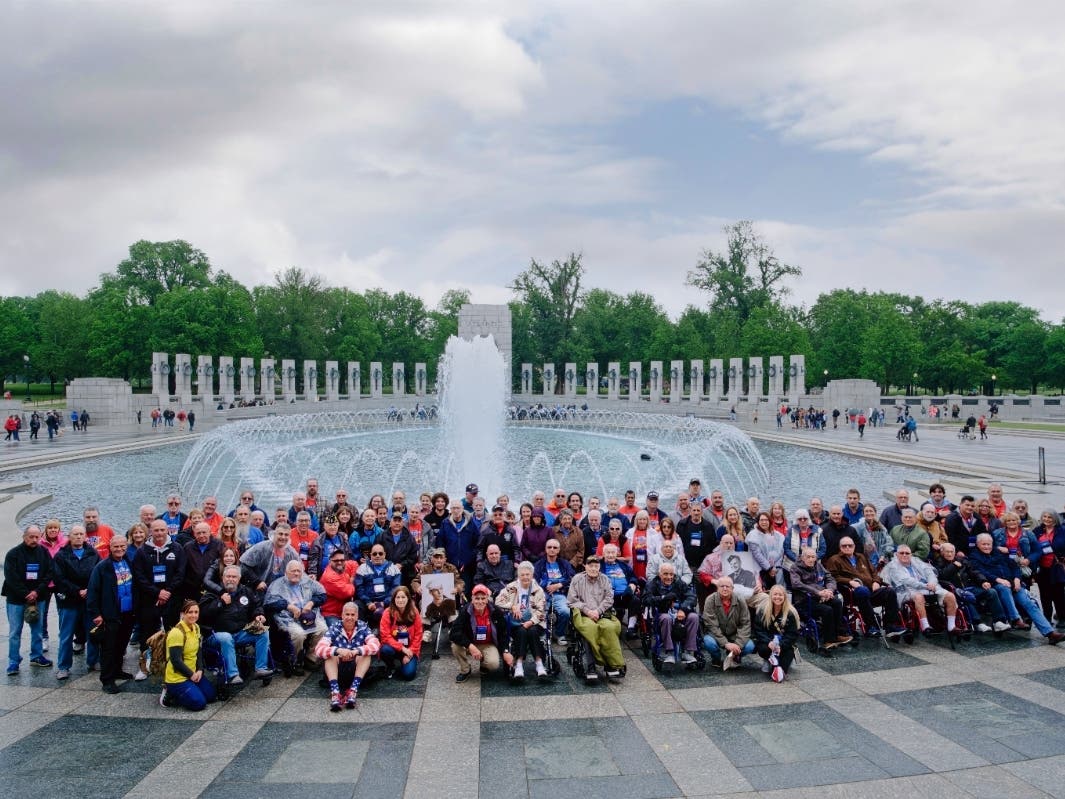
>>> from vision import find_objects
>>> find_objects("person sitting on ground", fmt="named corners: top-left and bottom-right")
top-left (264, 560), bottom-right (328, 676)
top-left (473, 544), bottom-right (515, 597)
top-left (199, 565), bottom-right (273, 685)
top-left (495, 561), bottom-right (549, 681)
top-left (315, 601), bottom-right (380, 710)
top-left (788, 547), bottom-right (852, 651)
top-left (647, 538), bottom-right (692, 585)
top-left (701, 575), bottom-right (754, 669)
top-left (378, 585), bottom-right (422, 681)
top-left (450, 584), bottom-right (513, 683)
top-left (932, 542), bottom-right (1010, 634)
top-left (883, 544), bottom-right (959, 637)
top-left (890, 508), bottom-right (931, 562)
top-left (567, 556), bottom-right (625, 683)
top-left (753, 583), bottom-right (800, 683)
top-left (645, 562), bottom-right (700, 670)
top-left (534, 538), bottom-right (575, 647)
top-left (355, 544), bottom-right (402, 629)
top-left (967, 533), bottom-right (1064, 644)
top-left (823, 536), bottom-right (905, 639)
top-left (160, 599), bottom-right (217, 711)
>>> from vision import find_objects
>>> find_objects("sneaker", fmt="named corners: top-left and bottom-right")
top-left (344, 688), bottom-right (357, 709)
top-left (133, 669), bottom-right (148, 681)
top-left (771, 665), bottom-right (785, 683)
top-left (556, 636), bottom-right (568, 647)
top-left (583, 669), bottom-right (599, 684)
top-left (253, 669), bottom-right (274, 680)
top-left (993, 620), bottom-right (1012, 633)
top-left (680, 651), bottom-right (697, 665)
top-left (662, 653), bottom-right (676, 665)
top-left (976, 623), bottom-right (992, 633)
top-left (455, 670), bottom-right (471, 683)
top-left (159, 688), bottom-right (172, 707)
top-left (329, 690), bottom-right (342, 712)
top-left (535, 661), bottom-right (548, 678)
top-left (761, 660), bottom-right (772, 673)
top-left (228, 675), bottom-right (244, 685)
top-left (865, 627), bottom-right (882, 638)
top-left (722, 652), bottom-right (736, 671)
top-left (605, 668), bottom-right (622, 679)
top-left (42, 641), bottom-right (49, 653)
top-left (72, 644), bottom-right (84, 654)
top-left (886, 627), bottom-right (906, 640)
top-left (512, 661), bottom-right (524, 679)
top-left (56, 669), bottom-right (70, 680)
top-left (30, 656), bottom-right (53, 668)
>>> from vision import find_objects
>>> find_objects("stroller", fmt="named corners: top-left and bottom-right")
top-left (958, 424), bottom-right (976, 440)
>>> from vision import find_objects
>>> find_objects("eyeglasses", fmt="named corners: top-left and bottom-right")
top-left (167, 501), bottom-right (180, 506)
top-left (840, 543), bottom-right (854, 548)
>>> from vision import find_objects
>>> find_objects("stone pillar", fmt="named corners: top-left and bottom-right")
top-left (174, 353), bottom-right (193, 403)
top-left (542, 363), bottom-right (554, 396)
top-left (392, 363), bottom-right (406, 397)
top-left (260, 359), bottom-right (275, 401)
top-left (669, 360), bottom-right (684, 403)
top-left (151, 352), bottom-right (169, 397)
top-left (628, 362), bottom-right (642, 403)
top-left (196, 355), bottom-right (213, 399)
top-left (325, 361), bottom-right (340, 401)
top-left (564, 363), bottom-right (577, 398)
top-left (520, 363), bottom-right (533, 395)
top-left (370, 362), bottom-right (383, 398)
top-left (768, 355), bottom-right (784, 396)
top-left (649, 361), bottom-right (663, 403)
top-left (219, 356), bottom-right (236, 405)
top-left (585, 363), bottom-right (598, 401)
top-left (690, 360), bottom-right (703, 405)
top-left (728, 357), bottom-right (744, 403)
top-left (240, 357), bottom-right (256, 402)
top-left (607, 362), bottom-right (620, 401)
top-left (347, 362), bottom-right (361, 400)
top-left (789, 354), bottom-right (806, 398)
top-left (748, 357), bottom-right (764, 399)
top-left (304, 361), bottom-right (318, 402)
top-left (281, 359), bottom-right (297, 403)
top-left (708, 359), bottom-right (723, 401)
top-left (414, 363), bottom-right (427, 396)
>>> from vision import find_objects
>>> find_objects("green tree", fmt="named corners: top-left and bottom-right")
top-left (999, 321), bottom-right (1048, 394)
top-left (1044, 323), bottom-right (1065, 393)
top-left (115, 240), bottom-right (213, 306)
top-left (253, 267), bottom-right (328, 362)
top-left (509, 253), bottom-right (585, 390)
top-left (858, 301), bottom-right (923, 392)
top-left (27, 291), bottom-right (89, 392)
top-left (148, 274), bottom-right (262, 358)
top-left (84, 278), bottom-right (153, 381)
top-left (0, 297), bottom-right (34, 393)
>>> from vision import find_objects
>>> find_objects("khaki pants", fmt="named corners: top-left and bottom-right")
top-left (571, 610), bottom-right (624, 669)
top-left (451, 642), bottom-right (501, 675)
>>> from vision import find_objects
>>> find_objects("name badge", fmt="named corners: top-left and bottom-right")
top-left (690, 532), bottom-right (702, 546)
top-left (968, 536), bottom-right (976, 549)
top-left (153, 564), bottom-right (167, 584)
top-left (239, 595), bottom-right (249, 605)
top-left (1043, 543), bottom-right (1055, 556)
top-left (26, 563), bottom-right (39, 581)
top-left (475, 624), bottom-right (487, 642)
top-left (396, 629), bottom-right (410, 645)
top-left (373, 578), bottom-right (385, 594)
top-left (636, 550), bottom-right (647, 563)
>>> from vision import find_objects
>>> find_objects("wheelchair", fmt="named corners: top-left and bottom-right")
top-left (795, 594), bottom-right (859, 656)
top-left (838, 585), bottom-right (896, 650)
top-left (642, 605), bottom-right (706, 674)
top-left (566, 612), bottom-right (626, 683)
top-left (201, 626), bottom-right (275, 699)
top-left (539, 605), bottom-right (564, 678)
top-left (899, 586), bottom-right (972, 649)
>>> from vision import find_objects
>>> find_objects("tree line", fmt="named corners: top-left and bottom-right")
top-left (1, 226), bottom-right (1062, 396)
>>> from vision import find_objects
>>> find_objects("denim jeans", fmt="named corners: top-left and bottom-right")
top-left (702, 636), bottom-right (755, 660)
top-left (379, 644), bottom-right (419, 680)
top-left (57, 605), bottom-right (99, 671)
top-left (991, 583), bottom-right (1054, 635)
top-left (165, 677), bottom-right (217, 711)
top-left (6, 601), bottom-right (44, 669)
top-left (544, 590), bottom-right (571, 636)
top-left (208, 630), bottom-right (269, 678)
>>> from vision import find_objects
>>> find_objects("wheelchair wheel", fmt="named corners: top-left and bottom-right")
top-left (904, 631), bottom-right (915, 645)
top-left (804, 631), bottom-right (819, 653)
top-left (640, 633), bottom-right (651, 658)
top-left (548, 656), bottom-right (562, 677)
top-left (651, 651), bottom-right (663, 672)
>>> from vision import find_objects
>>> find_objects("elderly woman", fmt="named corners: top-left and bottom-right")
top-left (1033, 509), bottom-right (1065, 626)
top-left (648, 539), bottom-right (692, 585)
top-left (264, 560), bottom-right (327, 676)
top-left (495, 561), bottom-right (549, 681)
top-left (315, 602), bottom-right (380, 711)
top-left (789, 547), bottom-right (851, 651)
top-left (784, 509), bottom-right (824, 563)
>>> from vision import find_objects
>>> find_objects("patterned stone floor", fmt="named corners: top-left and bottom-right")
top-left (3, 614), bottom-right (1065, 798)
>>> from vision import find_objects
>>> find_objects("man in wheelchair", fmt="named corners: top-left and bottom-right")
top-left (567, 556), bottom-right (625, 683)
top-left (644, 562), bottom-right (700, 671)
top-left (199, 565), bottom-right (273, 685)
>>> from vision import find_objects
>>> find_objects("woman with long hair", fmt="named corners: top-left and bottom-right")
top-left (161, 599), bottom-right (217, 711)
top-left (768, 502), bottom-right (789, 536)
top-left (752, 584), bottom-right (800, 683)
top-left (717, 506), bottom-right (747, 550)
top-left (378, 586), bottom-right (422, 681)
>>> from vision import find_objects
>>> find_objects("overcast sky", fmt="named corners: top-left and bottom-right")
top-left (2, 1), bottom-right (1063, 320)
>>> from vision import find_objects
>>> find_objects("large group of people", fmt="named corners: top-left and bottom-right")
top-left (5, 477), bottom-right (1064, 710)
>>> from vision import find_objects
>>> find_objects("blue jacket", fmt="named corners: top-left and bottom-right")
top-left (783, 525), bottom-right (825, 563)
top-left (439, 514), bottom-right (479, 570)
top-left (967, 548), bottom-right (1022, 584)
top-left (533, 556), bottom-right (575, 593)
top-left (355, 561), bottom-right (402, 605)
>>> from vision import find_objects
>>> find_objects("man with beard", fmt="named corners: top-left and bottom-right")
top-left (132, 519), bottom-right (187, 680)
top-left (305, 478), bottom-right (322, 513)
top-left (200, 565), bottom-right (273, 685)
top-left (706, 490), bottom-right (727, 528)
top-left (83, 506), bottom-right (116, 559)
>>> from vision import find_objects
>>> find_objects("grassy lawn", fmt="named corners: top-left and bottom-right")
top-left (992, 420), bottom-right (1065, 432)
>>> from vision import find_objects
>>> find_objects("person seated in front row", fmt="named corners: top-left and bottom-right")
top-left (315, 601), bottom-right (380, 711)
top-left (701, 575), bottom-right (755, 670)
top-left (882, 545), bottom-right (958, 637)
top-left (474, 544), bottom-right (515, 597)
top-left (788, 547), bottom-right (852, 651)
top-left (355, 544), bottom-right (402, 629)
top-left (378, 586), bottom-right (422, 681)
top-left (495, 561), bottom-right (550, 681)
top-left (534, 538), bottom-right (575, 647)
top-left (823, 536), bottom-right (905, 639)
top-left (600, 544), bottom-right (640, 638)
top-left (645, 562), bottom-right (700, 670)
top-left (567, 556), bottom-right (625, 683)
top-left (753, 584), bottom-right (800, 683)
top-left (412, 547), bottom-right (464, 647)
top-left (264, 560), bottom-right (328, 676)
top-left (199, 565), bottom-right (273, 685)
top-left (647, 539), bottom-right (692, 585)
top-left (450, 584), bottom-right (514, 683)
top-left (932, 542), bottom-right (1010, 633)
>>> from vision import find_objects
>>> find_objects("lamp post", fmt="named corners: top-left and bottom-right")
top-left (823, 368), bottom-right (828, 385)
top-left (991, 373), bottom-right (997, 396)
top-left (912, 372), bottom-right (918, 394)
top-left (23, 354), bottom-right (30, 401)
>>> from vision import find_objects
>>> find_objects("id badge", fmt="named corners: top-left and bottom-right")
top-left (690, 533), bottom-right (702, 547)
top-left (396, 629), bottom-right (410, 645)
top-left (373, 579), bottom-right (385, 594)
top-left (636, 550), bottom-right (647, 563)
top-left (968, 536), bottom-right (976, 549)
top-left (26, 563), bottom-right (39, 581)
top-left (475, 624), bottom-right (487, 642)
top-left (153, 564), bottom-right (167, 584)
top-left (1043, 543), bottom-right (1055, 556)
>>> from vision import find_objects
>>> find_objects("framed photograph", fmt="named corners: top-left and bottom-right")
top-left (721, 550), bottom-right (759, 592)
top-left (419, 572), bottom-right (456, 616)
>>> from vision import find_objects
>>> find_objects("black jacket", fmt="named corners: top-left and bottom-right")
top-left (2, 543), bottom-right (53, 605)
top-left (52, 544), bottom-right (102, 609)
top-left (677, 517), bottom-right (718, 569)
top-left (132, 542), bottom-right (186, 608)
top-left (644, 576), bottom-right (697, 614)
top-left (375, 529), bottom-right (419, 571)
top-left (182, 539), bottom-right (222, 596)
top-left (199, 584), bottom-right (264, 633)
top-left (86, 555), bottom-right (138, 621)
top-left (944, 512), bottom-right (988, 556)
top-left (449, 601), bottom-right (510, 650)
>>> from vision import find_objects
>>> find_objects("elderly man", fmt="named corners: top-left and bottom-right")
top-left (701, 575), bottom-right (755, 669)
top-left (968, 533), bottom-right (1064, 644)
top-left (474, 544), bottom-right (515, 597)
top-left (553, 510), bottom-right (585, 570)
top-left (933, 541), bottom-right (1010, 634)
top-left (200, 565), bottom-right (273, 684)
top-left (201, 496), bottom-right (224, 536)
top-left (241, 524), bottom-right (300, 594)
top-left (307, 514), bottom-right (351, 579)
top-left (4, 525), bottom-right (54, 675)
top-left (318, 549), bottom-right (358, 627)
top-left (822, 505), bottom-right (859, 558)
top-left (158, 494), bottom-right (189, 539)
top-left (534, 538), bottom-right (575, 647)
top-left (181, 521), bottom-right (221, 603)
top-left (287, 491), bottom-right (319, 531)
top-left (568, 556), bottom-right (625, 683)
top-left (132, 518), bottom-right (187, 680)
top-left (645, 562), bottom-right (700, 669)
top-left (290, 511), bottom-right (319, 572)
top-left (316, 602), bottom-right (380, 709)
top-left (477, 505), bottom-right (518, 563)
top-left (824, 536), bottom-right (905, 639)
top-left (265, 560), bottom-right (327, 675)
top-left (86, 535), bottom-right (137, 693)
top-left (450, 584), bottom-right (513, 682)
top-left (890, 508), bottom-right (930, 562)
top-left (83, 506), bottom-right (117, 559)
top-left (355, 544), bottom-right (402, 628)
top-left (138, 504), bottom-right (157, 530)
top-left (677, 503), bottom-right (718, 573)
top-left (883, 545), bottom-right (958, 636)
top-left (581, 509), bottom-right (608, 556)
top-left (880, 489), bottom-right (916, 531)
top-left (377, 512), bottom-right (420, 584)
top-left (648, 539), bottom-right (693, 584)
top-left (53, 524), bottom-right (102, 679)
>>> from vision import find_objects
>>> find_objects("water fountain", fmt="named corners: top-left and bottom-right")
top-left (177, 336), bottom-right (770, 511)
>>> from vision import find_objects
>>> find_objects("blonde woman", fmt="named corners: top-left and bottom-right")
top-left (752, 584), bottom-right (800, 683)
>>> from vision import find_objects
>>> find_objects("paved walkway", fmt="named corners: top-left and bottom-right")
top-left (3, 416), bottom-right (1065, 797)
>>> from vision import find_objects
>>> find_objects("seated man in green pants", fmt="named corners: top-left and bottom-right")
top-left (566, 555), bottom-right (625, 684)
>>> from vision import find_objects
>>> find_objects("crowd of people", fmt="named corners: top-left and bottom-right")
top-left (4, 477), bottom-right (1064, 711)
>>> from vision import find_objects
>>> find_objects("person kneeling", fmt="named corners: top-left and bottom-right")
top-left (161, 600), bottom-right (217, 711)
top-left (702, 576), bottom-right (755, 670)
top-left (567, 556), bottom-right (625, 683)
top-left (315, 602), bottom-right (380, 711)
top-left (450, 584), bottom-right (513, 682)
top-left (495, 561), bottom-right (550, 681)
top-left (379, 586), bottom-right (422, 681)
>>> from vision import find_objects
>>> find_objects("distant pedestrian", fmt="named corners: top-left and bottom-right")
top-left (79, 410), bottom-right (89, 431)
top-left (857, 413), bottom-right (866, 439)
top-left (71, 410), bottom-right (79, 431)
top-left (177, 410), bottom-right (187, 431)
top-left (136, 409), bottom-right (142, 425)
top-left (187, 411), bottom-right (196, 432)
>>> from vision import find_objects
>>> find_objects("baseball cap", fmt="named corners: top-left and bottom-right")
top-left (471, 584), bottom-right (491, 596)
top-left (647, 491), bottom-right (659, 500)
top-left (466, 483), bottom-right (479, 493)
top-left (430, 547), bottom-right (446, 557)
top-left (492, 504), bottom-right (505, 513)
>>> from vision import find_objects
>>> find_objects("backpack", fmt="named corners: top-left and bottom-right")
top-left (142, 628), bottom-right (172, 682)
